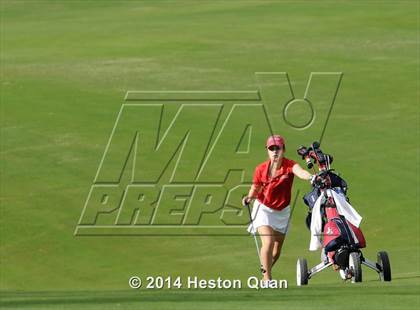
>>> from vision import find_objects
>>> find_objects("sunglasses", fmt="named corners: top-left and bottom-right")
top-left (268, 145), bottom-right (282, 151)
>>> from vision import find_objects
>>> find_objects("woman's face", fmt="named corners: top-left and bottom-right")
top-left (267, 145), bottom-right (284, 162)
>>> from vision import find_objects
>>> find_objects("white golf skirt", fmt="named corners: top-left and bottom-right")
top-left (247, 200), bottom-right (291, 235)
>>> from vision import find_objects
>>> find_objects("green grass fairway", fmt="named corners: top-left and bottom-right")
top-left (0, 280), bottom-right (418, 310)
top-left (1, 1), bottom-right (419, 309)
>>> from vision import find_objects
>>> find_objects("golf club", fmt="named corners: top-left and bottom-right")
top-left (244, 200), bottom-right (266, 274)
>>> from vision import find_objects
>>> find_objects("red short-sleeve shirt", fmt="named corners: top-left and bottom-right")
top-left (253, 158), bottom-right (297, 211)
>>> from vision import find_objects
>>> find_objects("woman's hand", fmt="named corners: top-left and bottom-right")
top-left (242, 196), bottom-right (252, 207)
top-left (242, 184), bottom-right (261, 206)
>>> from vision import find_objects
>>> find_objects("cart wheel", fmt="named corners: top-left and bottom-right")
top-left (377, 251), bottom-right (392, 282)
top-left (349, 252), bottom-right (362, 283)
top-left (296, 258), bottom-right (309, 286)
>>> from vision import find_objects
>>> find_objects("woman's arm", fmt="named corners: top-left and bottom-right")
top-left (242, 184), bottom-right (261, 205)
top-left (292, 163), bottom-right (312, 181)
top-left (247, 184), bottom-right (261, 199)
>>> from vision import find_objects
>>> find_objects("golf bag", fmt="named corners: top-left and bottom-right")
top-left (322, 197), bottom-right (366, 264)
top-left (298, 142), bottom-right (366, 266)
top-left (296, 142), bottom-right (392, 284)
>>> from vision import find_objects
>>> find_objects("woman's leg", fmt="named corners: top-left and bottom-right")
top-left (272, 231), bottom-right (286, 267)
top-left (257, 225), bottom-right (275, 280)
top-left (272, 206), bottom-right (290, 268)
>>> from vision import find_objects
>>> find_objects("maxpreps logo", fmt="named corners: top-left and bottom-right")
top-left (74, 72), bottom-right (342, 236)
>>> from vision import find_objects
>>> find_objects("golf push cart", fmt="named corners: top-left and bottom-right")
top-left (296, 142), bottom-right (391, 285)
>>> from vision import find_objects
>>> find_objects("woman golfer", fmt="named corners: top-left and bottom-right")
top-left (243, 135), bottom-right (313, 281)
